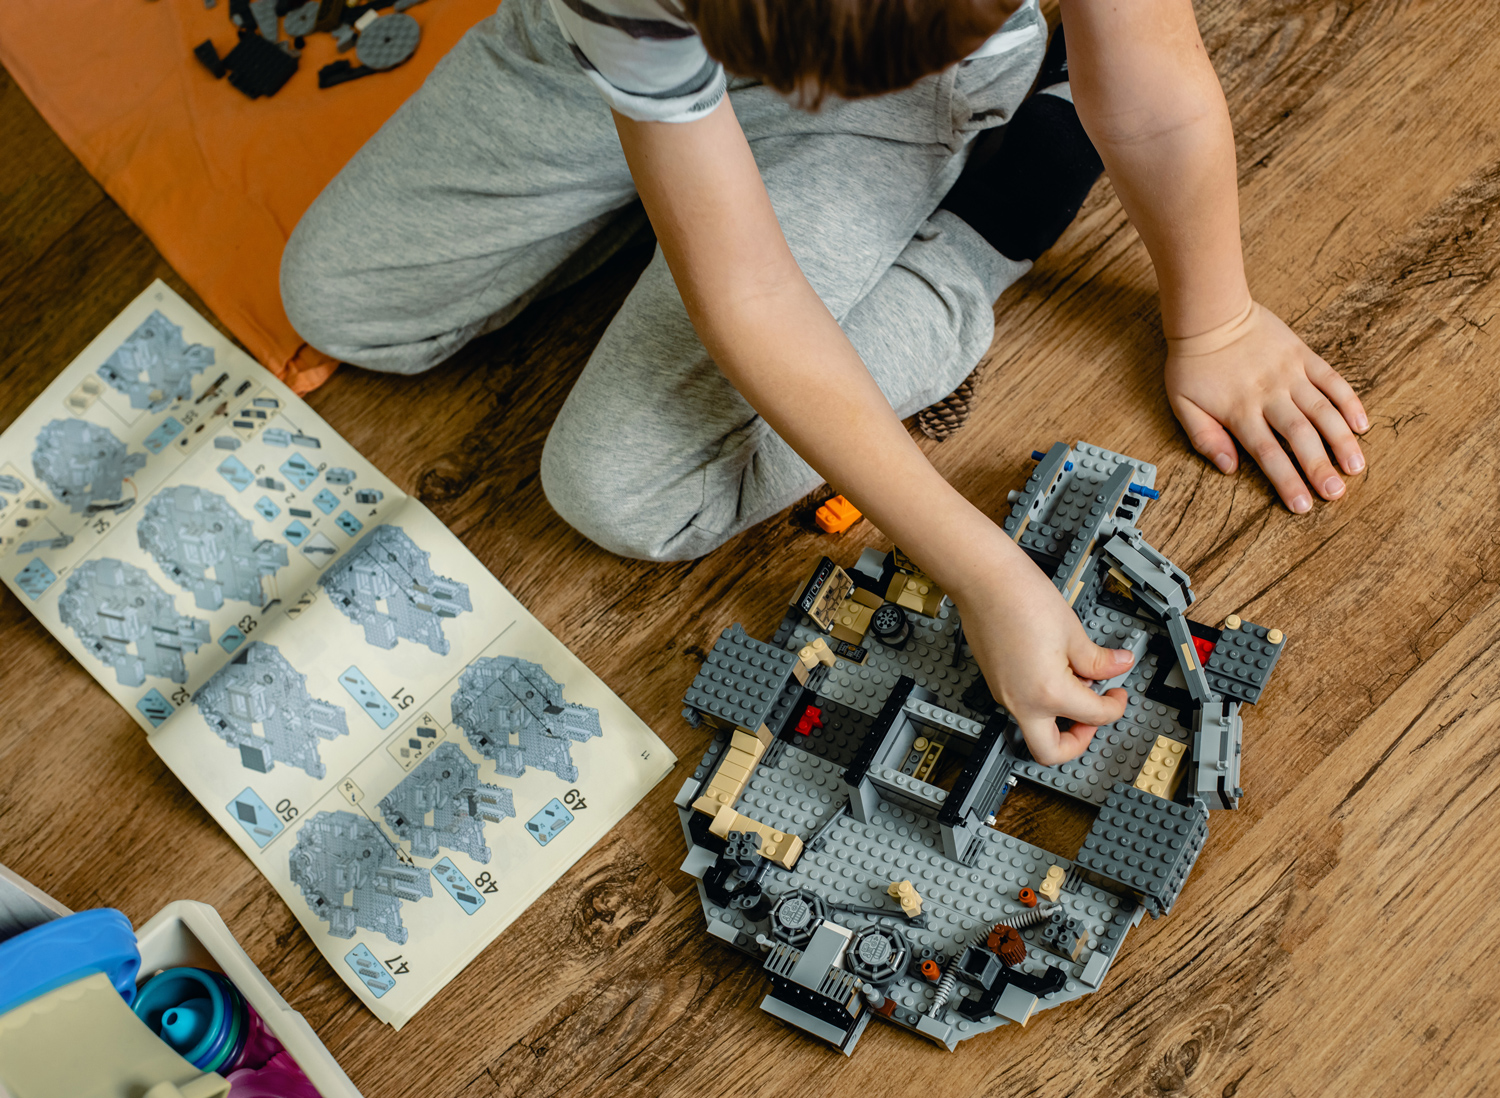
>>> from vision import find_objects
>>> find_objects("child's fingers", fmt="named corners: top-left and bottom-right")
top-left (1067, 635), bottom-right (1135, 682)
top-left (1304, 349), bottom-right (1369, 433)
top-left (1266, 395), bottom-right (1344, 501)
top-left (1234, 416), bottom-right (1313, 513)
top-left (1019, 714), bottom-right (1092, 766)
top-left (1169, 391), bottom-right (1237, 474)
top-left (1294, 379), bottom-right (1364, 477)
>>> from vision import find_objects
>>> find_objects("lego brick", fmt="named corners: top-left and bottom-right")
top-left (1074, 782), bottom-right (1209, 918)
top-left (995, 984), bottom-right (1038, 1026)
top-left (1037, 865), bottom-right (1065, 902)
top-left (1133, 735), bottom-right (1187, 800)
top-left (708, 806), bottom-right (804, 868)
top-left (1204, 618), bottom-right (1287, 704)
top-left (683, 624), bottom-right (799, 731)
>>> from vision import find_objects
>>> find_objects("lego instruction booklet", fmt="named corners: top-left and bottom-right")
top-left (0, 282), bottom-right (677, 1027)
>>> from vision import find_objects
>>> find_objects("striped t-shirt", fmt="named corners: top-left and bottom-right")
top-left (549, 0), bottom-right (1044, 124)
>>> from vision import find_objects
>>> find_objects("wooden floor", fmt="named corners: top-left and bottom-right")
top-left (4, 1), bottom-right (1499, 1094)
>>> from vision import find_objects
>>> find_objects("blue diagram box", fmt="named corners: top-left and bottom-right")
top-left (526, 798), bottom-right (575, 847)
top-left (143, 416), bottom-right (184, 454)
top-left (217, 455), bottom-right (253, 491)
top-left (338, 666), bottom-right (398, 728)
top-left (431, 858), bottom-right (486, 915)
top-left (136, 689), bottom-right (174, 727)
top-left (14, 558), bottom-right (57, 600)
top-left (218, 625), bottom-right (247, 654)
top-left (254, 496), bottom-right (280, 521)
top-left (226, 787), bottom-right (284, 849)
top-left (284, 519), bottom-right (310, 546)
top-left (334, 510), bottom-right (363, 537)
top-left (280, 453), bottom-right (319, 491)
top-left (312, 488), bottom-right (339, 515)
top-left (344, 943), bottom-right (395, 998)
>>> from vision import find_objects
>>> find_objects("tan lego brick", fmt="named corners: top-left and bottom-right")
top-left (1133, 735), bottom-right (1187, 800)
top-left (1038, 864), bottom-right (1065, 902)
top-left (708, 806), bottom-right (803, 868)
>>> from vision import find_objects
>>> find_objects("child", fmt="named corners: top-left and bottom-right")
top-left (281, 0), bottom-right (1367, 765)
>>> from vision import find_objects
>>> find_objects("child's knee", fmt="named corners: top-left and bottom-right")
top-left (539, 427), bottom-right (729, 562)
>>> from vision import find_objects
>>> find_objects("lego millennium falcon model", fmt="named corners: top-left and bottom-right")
top-left (674, 441), bottom-right (1286, 1055)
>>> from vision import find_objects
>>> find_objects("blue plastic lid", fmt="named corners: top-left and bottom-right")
top-left (133, 967), bottom-right (248, 1072)
top-left (0, 908), bottom-right (140, 1015)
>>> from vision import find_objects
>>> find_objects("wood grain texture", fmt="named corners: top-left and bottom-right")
top-left (2, 0), bottom-right (1498, 1094)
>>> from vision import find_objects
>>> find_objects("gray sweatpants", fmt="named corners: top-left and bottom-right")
top-left (281, 0), bottom-right (1046, 560)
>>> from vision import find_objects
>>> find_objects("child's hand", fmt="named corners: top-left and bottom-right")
top-left (1164, 301), bottom-right (1368, 513)
top-left (953, 560), bottom-right (1132, 765)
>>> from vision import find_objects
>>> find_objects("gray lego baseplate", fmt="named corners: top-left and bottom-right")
top-left (96, 310), bottom-right (213, 412)
top-left (32, 419), bottom-right (146, 514)
top-left (450, 655), bottom-right (603, 782)
top-left (58, 558), bottom-right (209, 686)
top-left (193, 641), bottom-right (350, 777)
top-left (289, 810), bottom-right (431, 944)
top-left (677, 442), bottom-right (1288, 1055)
top-left (378, 742), bottom-right (515, 862)
top-left (137, 485), bottom-right (288, 610)
top-left (318, 524), bottom-right (473, 655)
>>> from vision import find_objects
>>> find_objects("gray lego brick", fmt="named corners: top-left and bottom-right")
top-left (1074, 782), bottom-right (1209, 918)
top-left (791, 603), bottom-right (984, 720)
top-left (1204, 620), bottom-right (1286, 705)
top-left (684, 623), bottom-right (799, 730)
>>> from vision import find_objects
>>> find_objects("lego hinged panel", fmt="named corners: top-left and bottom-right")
top-left (675, 441), bottom-right (1286, 1055)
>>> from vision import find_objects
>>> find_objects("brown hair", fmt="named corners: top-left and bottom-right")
top-left (680, 0), bottom-right (1021, 107)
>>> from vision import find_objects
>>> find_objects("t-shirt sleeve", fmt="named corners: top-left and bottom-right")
top-left (547, 0), bottom-right (727, 123)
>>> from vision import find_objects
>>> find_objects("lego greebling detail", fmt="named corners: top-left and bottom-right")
top-left (289, 810), bottom-right (432, 943)
top-left (32, 419), bottom-right (146, 514)
top-left (96, 311), bottom-right (214, 412)
top-left (137, 485), bottom-right (289, 609)
top-left (677, 441), bottom-right (1287, 1054)
top-left (58, 558), bottom-right (210, 686)
top-left (193, 640), bottom-right (351, 776)
top-left (318, 524), bottom-right (474, 654)
top-left (450, 655), bottom-right (604, 782)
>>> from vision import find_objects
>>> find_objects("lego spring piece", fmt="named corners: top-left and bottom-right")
top-left (676, 441), bottom-right (1287, 1054)
top-left (0, 282), bottom-right (676, 1029)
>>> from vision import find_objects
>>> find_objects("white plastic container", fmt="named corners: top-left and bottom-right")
top-left (0, 865), bottom-right (362, 1098)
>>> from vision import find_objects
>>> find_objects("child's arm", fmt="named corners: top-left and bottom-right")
top-left (1063, 0), bottom-right (1368, 512)
top-left (615, 102), bottom-right (1130, 764)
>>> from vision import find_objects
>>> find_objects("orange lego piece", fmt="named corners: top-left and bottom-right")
top-left (919, 959), bottom-right (942, 983)
top-left (1018, 887), bottom-right (1038, 908)
top-left (814, 494), bottom-right (862, 534)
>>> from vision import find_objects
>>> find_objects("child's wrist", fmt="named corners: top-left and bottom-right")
top-left (1166, 297), bottom-right (1257, 357)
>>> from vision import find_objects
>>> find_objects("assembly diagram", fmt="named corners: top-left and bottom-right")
top-left (58, 557), bottom-right (211, 686)
top-left (674, 441), bottom-right (1287, 1055)
top-left (450, 655), bottom-right (604, 782)
top-left (318, 525), bottom-right (473, 655)
top-left (289, 810), bottom-right (432, 944)
top-left (137, 485), bottom-right (289, 609)
top-left (32, 418), bottom-right (146, 514)
top-left (96, 310), bottom-right (214, 412)
top-left (378, 742), bottom-right (516, 862)
top-left (193, 641), bottom-right (351, 777)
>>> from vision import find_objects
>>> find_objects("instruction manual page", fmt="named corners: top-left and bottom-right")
top-left (0, 281), bottom-right (676, 1027)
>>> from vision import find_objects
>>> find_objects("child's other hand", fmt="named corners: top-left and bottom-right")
top-left (954, 561), bottom-right (1132, 765)
top-left (1164, 301), bottom-right (1368, 513)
